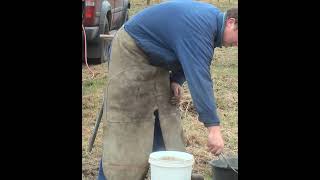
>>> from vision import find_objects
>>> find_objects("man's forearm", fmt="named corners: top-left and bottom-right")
top-left (207, 125), bottom-right (221, 134)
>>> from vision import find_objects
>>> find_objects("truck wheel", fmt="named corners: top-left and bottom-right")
top-left (125, 11), bottom-right (129, 22)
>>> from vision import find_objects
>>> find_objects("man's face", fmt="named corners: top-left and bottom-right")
top-left (223, 18), bottom-right (238, 47)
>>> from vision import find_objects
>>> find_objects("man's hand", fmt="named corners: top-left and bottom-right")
top-left (170, 82), bottom-right (183, 105)
top-left (207, 126), bottom-right (224, 156)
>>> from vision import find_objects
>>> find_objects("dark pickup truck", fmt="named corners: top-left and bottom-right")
top-left (83, 0), bottom-right (130, 63)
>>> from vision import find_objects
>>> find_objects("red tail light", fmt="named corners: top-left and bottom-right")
top-left (84, 0), bottom-right (96, 26)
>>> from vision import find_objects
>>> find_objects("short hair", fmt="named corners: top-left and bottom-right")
top-left (226, 8), bottom-right (238, 29)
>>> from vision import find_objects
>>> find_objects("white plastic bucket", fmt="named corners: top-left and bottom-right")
top-left (148, 151), bottom-right (194, 180)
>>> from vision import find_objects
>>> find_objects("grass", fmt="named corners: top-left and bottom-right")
top-left (82, 0), bottom-right (238, 179)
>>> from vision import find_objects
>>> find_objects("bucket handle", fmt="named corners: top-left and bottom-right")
top-left (218, 153), bottom-right (238, 174)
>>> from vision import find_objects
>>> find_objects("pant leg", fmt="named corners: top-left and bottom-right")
top-left (97, 159), bottom-right (107, 180)
top-left (98, 109), bottom-right (166, 180)
top-left (154, 69), bottom-right (186, 152)
top-left (102, 27), bottom-right (159, 180)
top-left (152, 110), bottom-right (166, 152)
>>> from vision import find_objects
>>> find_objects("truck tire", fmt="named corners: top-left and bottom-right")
top-left (125, 11), bottom-right (129, 22)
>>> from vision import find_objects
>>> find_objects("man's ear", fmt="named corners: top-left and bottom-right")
top-left (226, 18), bottom-right (236, 27)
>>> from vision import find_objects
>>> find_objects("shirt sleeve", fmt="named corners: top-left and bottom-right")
top-left (173, 36), bottom-right (220, 127)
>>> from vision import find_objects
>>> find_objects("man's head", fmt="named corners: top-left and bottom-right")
top-left (223, 8), bottom-right (238, 47)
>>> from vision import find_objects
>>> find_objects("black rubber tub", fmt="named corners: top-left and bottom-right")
top-left (209, 157), bottom-right (238, 180)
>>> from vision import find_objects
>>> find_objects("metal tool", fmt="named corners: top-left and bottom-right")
top-left (88, 96), bottom-right (105, 152)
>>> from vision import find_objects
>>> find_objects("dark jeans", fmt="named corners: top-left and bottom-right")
top-left (97, 110), bottom-right (165, 180)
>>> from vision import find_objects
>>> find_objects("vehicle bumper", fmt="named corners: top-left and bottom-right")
top-left (84, 26), bottom-right (99, 42)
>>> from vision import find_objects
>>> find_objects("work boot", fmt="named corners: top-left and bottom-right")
top-left (191, 173), bottom-right (204, 180)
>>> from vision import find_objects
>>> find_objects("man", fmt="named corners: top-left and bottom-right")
top-left (100, 1), bottom-right (238, 179)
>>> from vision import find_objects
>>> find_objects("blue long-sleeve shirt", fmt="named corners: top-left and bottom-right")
top-left (124, 1), bottom-right (226, 127)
